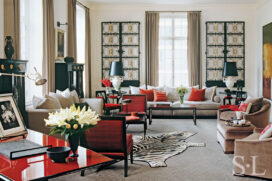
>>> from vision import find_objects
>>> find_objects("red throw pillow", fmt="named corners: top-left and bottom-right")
top-left (259, 124), bottom-right (272, 140)
top-left (153, 90), bottom-right (167, 102)
top-left (238, 102), bottom-right (248, 112)
top-left (188, 88), bottom-right (206, 101)
top-left (140, 89), bottom-right (154, 101)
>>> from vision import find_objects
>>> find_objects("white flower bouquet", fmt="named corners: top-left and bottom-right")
top-left (176, 87), bottom-right (188, 96)
top-left (44, 104), bottom-right (100, 139)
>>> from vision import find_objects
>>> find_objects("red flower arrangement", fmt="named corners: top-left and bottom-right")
top-left (102, 78), bottom-right (111, 87)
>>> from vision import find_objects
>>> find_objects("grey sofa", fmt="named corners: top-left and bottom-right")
top-left (26, 98), bottom-right (103, 138)
top-left (147, 98), bottom-right (221, 118)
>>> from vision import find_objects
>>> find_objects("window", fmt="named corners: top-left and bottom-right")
top-left (76, 4), bottom-right (86, 93)
top-left (159, 13), bottom-right (188, 87)
top-left (20, 0), bottom-right (43, 104)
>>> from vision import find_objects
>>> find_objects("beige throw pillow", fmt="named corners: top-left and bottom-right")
top-left (32, 95), bottom-right (62, 109)
top-left (49, 92), bottom-right (74, 108)
top-left (56, 88), bottom-right (80, 103)
top-left (204, 86), bottom-right (217, 101)
top-left (164, 86), bottom-right (179, 102)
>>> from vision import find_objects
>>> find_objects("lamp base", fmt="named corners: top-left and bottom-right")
top-left (223, 76), bottom-right (237, 90)
top-left (110, 76), bottom-right (123, 91)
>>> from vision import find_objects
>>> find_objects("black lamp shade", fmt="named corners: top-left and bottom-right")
top-left (223, 62), bottom-right (238, 76)
top-left (109, 61), bottom-right (124, 76)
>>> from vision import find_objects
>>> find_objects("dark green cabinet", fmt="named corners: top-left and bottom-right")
top-left (0, 59), bottom-right (28, 126)
top-left (55, 61), bottom-right (84, 98)
top-left (205, 21), bottom-right (245, 87)
top-left (101, 21), bottom-right (140, 87)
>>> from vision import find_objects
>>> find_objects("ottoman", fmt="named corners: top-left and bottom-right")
top-left (217, 120), bottom-right (254, 154)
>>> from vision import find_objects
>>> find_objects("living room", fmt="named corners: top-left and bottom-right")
top-left (0, 0), bottom-right (272, 180)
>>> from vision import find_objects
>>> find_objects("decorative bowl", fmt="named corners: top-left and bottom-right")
top-left (47, 146), bottom-right (71, 163)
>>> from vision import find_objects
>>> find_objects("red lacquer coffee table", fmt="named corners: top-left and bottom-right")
top-left (0, 130), bottom-right (113, 181)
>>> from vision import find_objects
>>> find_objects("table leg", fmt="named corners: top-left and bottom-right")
top-left (149, 108), bottom-right (152, 125)
top-left (81, 169), bottom-right (85, 177)
top-left (193, 108), bottom-right (196, 125)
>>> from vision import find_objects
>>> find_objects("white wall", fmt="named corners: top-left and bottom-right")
top-left (256, 0), bottom-right (272, 97)
top-left (86, 3), bottom-right (257, 97)
top-left (0, 0), bottom-right (4, 58)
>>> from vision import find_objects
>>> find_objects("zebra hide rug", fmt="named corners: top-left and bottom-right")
top-left (132, 131), bottom-right (205, 168)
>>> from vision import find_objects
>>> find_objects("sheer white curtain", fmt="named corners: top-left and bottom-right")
top-left (20, 0), bottom-right (43, 104)
top-left (159, 13), bottom-right (188, 87)
top-left (76, 4), bottom-right (86, 94)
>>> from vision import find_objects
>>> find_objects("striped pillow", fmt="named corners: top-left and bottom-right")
top-left (154, 90), bottom-right (167, 102)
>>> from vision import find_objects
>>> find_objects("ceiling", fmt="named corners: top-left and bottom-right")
top-left (86, 0), bottom-right (261, 4)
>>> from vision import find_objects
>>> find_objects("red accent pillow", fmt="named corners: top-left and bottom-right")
top-left (188, 88), bottom-right (206, 101)
top-left (238, 102), bottom-right (248, 112)
top-left (140, 89), bottom-right (154, 101)
top-left (126, 116), bottom-right (140, 121)
top-left (259, 124), bottom-right (272, 140)
top-left (153, 90), bottom-right (167, 102)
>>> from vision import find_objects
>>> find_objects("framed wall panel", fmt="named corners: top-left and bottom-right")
top-left (206, 21), bottom-right (245, 87)
top-left (102, 21), bottom-right (140, 87)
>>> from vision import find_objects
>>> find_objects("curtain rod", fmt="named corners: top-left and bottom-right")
top-left (76, 1), bottom-right (89, 10)
top-left (146, 11), bottom-right (201, 13)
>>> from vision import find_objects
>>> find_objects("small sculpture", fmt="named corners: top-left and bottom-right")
top-left (4, 36), bottom-right (14, 59)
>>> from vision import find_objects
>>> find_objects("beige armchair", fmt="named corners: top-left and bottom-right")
top-left (218, 100), bottom-right (271, 128)
top-left (217, 100), bottom-right (271, 153)
top-left (234, 128), bottom-right (272, 179)
top-left (243, 100), bottom-right (271, 128)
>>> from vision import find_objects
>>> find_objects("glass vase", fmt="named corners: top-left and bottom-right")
top-left (180, 96), bottom-right (184, 104)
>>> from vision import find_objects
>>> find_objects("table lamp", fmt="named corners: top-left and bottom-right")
top-left (109, 61), bottom-right (124, 91)
top-left (223, 62), bottom-right (238, 90)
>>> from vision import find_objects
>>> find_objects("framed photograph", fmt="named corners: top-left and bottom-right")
top-left (55, 28), bottom-right (66, 60)
top-left (0, 95), bottom-right (26, 138)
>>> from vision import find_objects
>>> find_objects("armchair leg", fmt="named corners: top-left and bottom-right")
top-left (130, 148), bottom-right (133, 164)
top-left (144, 122), bottom-right (147, 139)
top-left (124, 157), bottom-right (128, 177)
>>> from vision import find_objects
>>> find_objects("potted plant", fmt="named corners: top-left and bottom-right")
top-left (176, 87), bottom-right (188, 104)
top-left (44, 105), bottom-right (100, 157)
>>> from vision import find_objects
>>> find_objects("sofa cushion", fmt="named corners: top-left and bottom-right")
top-left (204, 86), bottom-right (217, 101)
top-left (176, 100), bottom-right (220, 110)
top-left (259, 124), bottom-right (272, 140)
top-left (188, 88), bottom-right (205, 101)
top-left (164, 86), bottom-right (179, 102)
top-left (245, 96), bottom-right (263, 113)
top-left (154, 90), bottom-right (167, 102)
top-left (32, 95), bottom-right (62, 109)
top-left (56, 88), bottom-right (80, 103)
top-left (184, 85), bottom-right (199, 100)
top-left (140, 88), bottom-right (154, 101)
top-left (49, 92), bottom-right (74, 108)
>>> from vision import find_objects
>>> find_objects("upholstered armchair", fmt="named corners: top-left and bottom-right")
top-left (81, 116), bottom-right (133, 177)
top-left (218, 100), bottom-right (271, 128)
top-left (243, 100), bottom-right (271, 128)
top-left (233, 128), bottom-right (272, 179)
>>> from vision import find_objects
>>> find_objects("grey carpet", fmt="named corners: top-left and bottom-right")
top-left (52, 119), bottom-right (261, 181)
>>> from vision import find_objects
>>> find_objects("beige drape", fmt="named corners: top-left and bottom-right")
top-left (84, 8), bottom-right (91, 97)
top-left (4, 0), bottom-right (20, 59)
top-left (187, 12), bottom-right (201, 87)
top-left (145, 12), bottom-right (159, 86)
top-left (43, 0), bottom-right (55, 94)
top-left (68, 0), bottom-right (77, 59)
